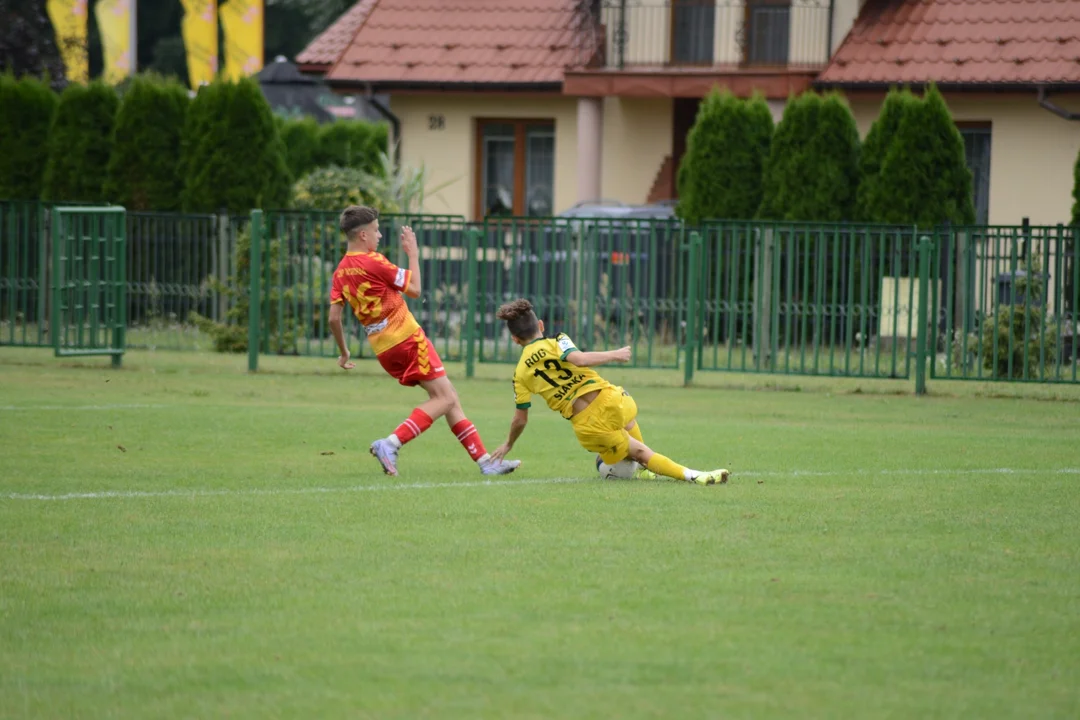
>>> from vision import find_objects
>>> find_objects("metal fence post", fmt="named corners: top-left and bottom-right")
top-left (112, 211), bottom-right (126, 368)
top-left (915, 234), bottom-right (932, 395)
top-left (50, 209), bottom-right (61, 355)
top-left (216, 210), bottom-right (229, 323)
top-left (247, 209), bottom-right (263, 373)
top-left (753, 226), bottom-right (774, 371)
top-left (465, 228), bottom-right (479, 378)
top-left (684, 231), bottom-right (702, 386)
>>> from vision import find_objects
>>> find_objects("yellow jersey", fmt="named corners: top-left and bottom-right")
top-left (512, 334), bottom-right (613, 419)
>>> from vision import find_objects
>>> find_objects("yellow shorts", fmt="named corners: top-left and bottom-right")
top-left (570, 386), bottom-right (639, 465)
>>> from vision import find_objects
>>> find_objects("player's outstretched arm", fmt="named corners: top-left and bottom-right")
top-left (564, 346), bottom-right (631, 367)
top-left (328, 303), bottom-right (355, 370)
top-left (401, 226), bottom-right (422, 298)
top-left (491, 409), bottom-right (528, 461)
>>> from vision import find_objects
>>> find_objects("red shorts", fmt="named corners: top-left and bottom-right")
top-left (377, 329), bottom-right (447, 387)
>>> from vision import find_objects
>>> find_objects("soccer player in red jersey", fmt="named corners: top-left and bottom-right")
top-left (327, 205), bottom-right (520, 477)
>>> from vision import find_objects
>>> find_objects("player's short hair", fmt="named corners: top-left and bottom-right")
top-left (339, 205), bottom-right (379, 239)
top-left (496, 298), bottom-right (540, 339)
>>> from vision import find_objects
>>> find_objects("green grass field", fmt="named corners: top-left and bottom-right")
top-left (2, 347), bottom-right (1079, 719)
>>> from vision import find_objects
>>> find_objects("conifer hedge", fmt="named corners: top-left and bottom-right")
top-left (42, 80), bottom-right (119, 203)
top-left (314, 120), bottom-right (386, 173)
top-left (105, 74), bottom-right (189, 211)
top-left (181, 78), bottom-right (290, 213)
top-left (280, 116), bottom-right (321, 180)
top-left (870, 84), bottom-right (975, 228)
top-left (0, 74), bottom-right (57, 200)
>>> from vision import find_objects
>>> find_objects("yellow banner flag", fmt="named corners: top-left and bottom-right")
top-left (46, 0), bottom-right (89, 84)
top-left (95, 0), bottom-right (135, 84)
top-left (181, 0), bottom-right (219, 89)
top-left (220, 0), bottom-right (264, 80)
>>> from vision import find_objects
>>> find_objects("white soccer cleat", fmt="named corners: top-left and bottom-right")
top-left (369, 438), bottom-right (400, 476)
top-left (479, 457), bottom-right (521, 476)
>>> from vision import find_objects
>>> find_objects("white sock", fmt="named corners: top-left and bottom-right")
top-left (386, 434), bottom-right (403, 450)
top-left (683, 468), bottom-right (700, 482)
top-left (476, 453), bottom-right (491, 464)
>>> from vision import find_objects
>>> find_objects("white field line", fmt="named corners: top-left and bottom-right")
top-left (0, 404), bottom-right (168, 411)
top-left (2, 468), bottom-right (1078, 502)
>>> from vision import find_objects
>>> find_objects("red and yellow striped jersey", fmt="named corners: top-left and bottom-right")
top-left (330, 251), bottom-right (419, 355)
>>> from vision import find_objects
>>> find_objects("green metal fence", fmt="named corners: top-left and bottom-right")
top-left (0, 201), bottom-right (50, 347)
top-left (930, 224), bottom-right (1079, 383)
top-left (693, 221), bottom-right (921, 379)
top-left (1, 202), bottom-right (245, 352)
top-left (473, 216), bottom-right (690, 369)
top-left (5, 200), bottom-right (1079, 391)
top-left (125, 211), bottom-right (246, 351)
top-left (255, 210), bottom-right (469, 362)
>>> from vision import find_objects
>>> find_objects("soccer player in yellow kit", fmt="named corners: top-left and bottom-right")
top-left (489, 299), bottom-right (730, 485)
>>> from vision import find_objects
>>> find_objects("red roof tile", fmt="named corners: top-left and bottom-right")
top-left (296, 0), bottom-right (379, 69)
top-left (818, 0), bottom-right (1080, 86)
top-left (322, 0), bottom-right (593, 87)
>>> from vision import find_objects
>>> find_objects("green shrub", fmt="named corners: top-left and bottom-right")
top-left (42, 80), bottom-right (119, 203)
top-left (872, 84), bottom-right (975, 228)
top-left (976, 261), bottom-right (1058, 379)
top-left (280, 116), bottom-right (321, 179)
top-left (315, 120), bottom-right (386, 173)
top-left (291, 165), bottom-right (370, 211)
top-left (676, 90), bottom-right (773, 224)
top-left (0, 74), bottom-right (57, 200)
top-left (104, 74), bottom-right (189, 211)
top-left (189, 229), bottom-right (303, 354)
top-left (292, 152), bottom-right (454, 214)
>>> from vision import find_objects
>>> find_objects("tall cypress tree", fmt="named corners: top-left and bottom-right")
top-left (758, 92), bottom-right (860, 222)
top-left (105, 74), bottom-right (189, 211)
top-left (802, 93), bottom-right (860, 222)
top-left (676, 90), bottom-right (773, 224)
top-left (758, 93), bottom-right (815, 220)
top-left (856, 87), bottom-right (915, 222)
top-left (42, 80), bottom-right (119, 203)
top-left (873, 84), bottom-right (975, 228)
top-left (0, 73), bottom-right (57, 200)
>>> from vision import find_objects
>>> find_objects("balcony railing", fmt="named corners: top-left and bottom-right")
top-left (578, 0), bottom-right (832, 71)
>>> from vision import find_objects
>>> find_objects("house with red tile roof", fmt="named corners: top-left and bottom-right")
top-left (816, 0), bottom-right (1080, 225)
top-left (298, 0), bottom-right (1080, 225)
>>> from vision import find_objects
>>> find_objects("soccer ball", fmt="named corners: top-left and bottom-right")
top-left (596, 454), bottom-right (640, 479)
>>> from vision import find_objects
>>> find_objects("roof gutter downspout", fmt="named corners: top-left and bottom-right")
top-left (1038, 85), bottom-right (1080, 121)
top-left (365, 83), bottom-right (403, 166)
top-left (826, 0), bottom-right (835, 60)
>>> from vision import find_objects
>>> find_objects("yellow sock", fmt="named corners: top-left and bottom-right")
top-left (645, 453), bottom-right (689, 482)
top-left (627, 422), bottom-right (644, 443)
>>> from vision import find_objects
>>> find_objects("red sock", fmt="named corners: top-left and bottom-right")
top-left (451, 419), bottom-right (487, 461)
top-left (393, 409), bottom-right (433, 445)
